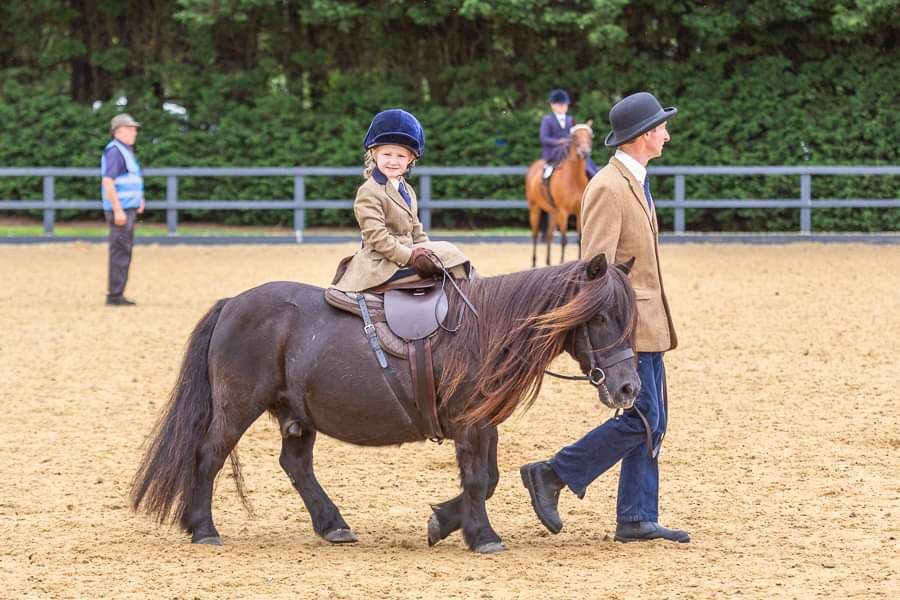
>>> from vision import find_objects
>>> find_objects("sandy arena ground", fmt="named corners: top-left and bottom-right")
top-left (1, 241), bottom-right (898, 599)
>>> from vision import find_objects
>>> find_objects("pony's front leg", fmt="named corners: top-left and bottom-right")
top-left (428, 425), bottom-right (499, 547)
top-left (557, 211), bottom-right (570, 264)
top-left (454, 424), bottom-right (505, 553)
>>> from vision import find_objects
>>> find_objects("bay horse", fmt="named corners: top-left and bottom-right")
top-left (525, 122), bottom-right (594, 267)
top-left (131, 254), bottom-right (639, 554)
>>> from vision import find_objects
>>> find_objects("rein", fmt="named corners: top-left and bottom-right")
top-left (426, 253), bottom-right (479, 333)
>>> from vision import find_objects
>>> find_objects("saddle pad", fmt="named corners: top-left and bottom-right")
top-left (384, 286), bottom-right (448, 341)
top-left (323, 287), bottom-right (383, 316)
top-left (323, 288), bottom-right (407, 358)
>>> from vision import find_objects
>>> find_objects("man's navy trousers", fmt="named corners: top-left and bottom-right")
top-left (550, 351), bottom-right (668, 523)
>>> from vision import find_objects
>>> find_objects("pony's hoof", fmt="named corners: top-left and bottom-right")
top-left (193, 536), bottom-right (223, 546)
top-left (427, 513), bottom-right (442, 546)
top-left (324, 528), bottom-right (358, 544)
top-left (474, 541), bottom-right (507, 554)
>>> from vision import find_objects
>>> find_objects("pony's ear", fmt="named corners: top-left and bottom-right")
top-left (586, 254), bottom-right (608, 280)
top-left (586, 119), bottom-right (593, 127)
top-left (617, 257), bottom-right (636, 275)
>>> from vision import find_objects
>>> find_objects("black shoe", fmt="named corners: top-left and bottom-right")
top-left (519, 461), bottom-right (565, 534)
top-left (106, 295), bottom-right (136, 306)
top-left (614, 521), bottom-right (690, 543)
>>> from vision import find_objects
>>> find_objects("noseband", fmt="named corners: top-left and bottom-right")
top-left (544, 326), bottom-right (634, 396)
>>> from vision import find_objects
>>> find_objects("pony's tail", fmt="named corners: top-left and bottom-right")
top-left (130, 298), bottom-right (231, 526)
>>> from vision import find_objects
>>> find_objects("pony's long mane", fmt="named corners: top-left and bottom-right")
top-left (438, 261), bottom-right (636, 426)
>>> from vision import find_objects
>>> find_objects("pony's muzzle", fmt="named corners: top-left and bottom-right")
top-left (612, 381), bottom-right (639, 409)
top-left (618, 396), bottom-right (636, 410)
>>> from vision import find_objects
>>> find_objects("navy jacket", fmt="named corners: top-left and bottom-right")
top-left (539, 113), bottom-right (574, 162)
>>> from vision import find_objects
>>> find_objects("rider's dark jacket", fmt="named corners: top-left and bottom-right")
top-left (539, 112), bottom-right (573, 164)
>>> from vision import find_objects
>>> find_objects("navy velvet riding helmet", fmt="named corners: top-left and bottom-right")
top-left (363, 109), bottom-right (426, 158)
top-left (548, 89), bottom-right (571, 104)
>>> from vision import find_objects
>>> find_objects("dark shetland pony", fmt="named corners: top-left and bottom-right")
top-left (131, 254), bottom-right (640, 554)
top-left (525, 122), bottom-right (594, 267)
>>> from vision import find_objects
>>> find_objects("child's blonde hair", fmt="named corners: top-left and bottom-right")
top-left (363, 146), bottom-right (417, 179)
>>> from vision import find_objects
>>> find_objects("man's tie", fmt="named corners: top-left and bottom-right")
top-left (642, 177), bottom-right (653, 210)
top-left (397, 181), bottom-right (412, 208)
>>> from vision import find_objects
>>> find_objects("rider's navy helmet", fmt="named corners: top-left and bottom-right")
top-left (548, 89), bottom-right (571, 104)
top-left (363, 109), bottom-right (425, 158)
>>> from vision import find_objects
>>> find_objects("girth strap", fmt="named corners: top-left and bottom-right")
top-left (357, 294), bottom-right (433, 439)
top-left (345, 264), bottom-right (467, 444)
top-left (410, 337), bottom-right (442, 441)
top-left (357, 294), bottom-right (388, 368)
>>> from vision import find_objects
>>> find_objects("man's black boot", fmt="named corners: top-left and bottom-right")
top-left (614, 521), bottom-right (690, 543)
top-left (519, 460), bottom-right (565, 534)
top-left (106, 295), bottom-right (136, 306)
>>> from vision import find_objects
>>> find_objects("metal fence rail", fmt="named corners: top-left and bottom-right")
top-left (0, 165), bottom-right (897, 240)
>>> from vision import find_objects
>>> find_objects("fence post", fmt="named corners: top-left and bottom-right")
top-left (800, 174), bottom-right (812, 234)
top-left (294, 175), bottom-right (305, 243)
top-left (42, 176), bottom-right (55, 235)
top-left (166, 176), bottom-right (178, 235)
top-left (419, 174), bottom-right (432, 231)
top-left (674, 174), bottom-right (686, 233)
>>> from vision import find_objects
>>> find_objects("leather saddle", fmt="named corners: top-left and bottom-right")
top-left (384, 285), bottom-right (448, 340)
top-left (324, 279), bottom-right (449, 441)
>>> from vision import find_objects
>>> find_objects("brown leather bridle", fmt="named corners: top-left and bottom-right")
top-left (545, 325), bottom-right (655, 459)
top-left (544, 325), bottom-right (633, 404)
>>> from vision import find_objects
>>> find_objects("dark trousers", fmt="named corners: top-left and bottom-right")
top-left (104, 208), bottom-right (137, 298)
top-left (550, 352), bottom-right (667, 523)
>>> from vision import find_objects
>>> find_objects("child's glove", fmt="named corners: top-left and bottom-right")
top-left (409, 248), bottom-right (441, 279)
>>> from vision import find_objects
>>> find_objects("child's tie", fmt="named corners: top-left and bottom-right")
top-left (397, 181), bottom-right (412, 208)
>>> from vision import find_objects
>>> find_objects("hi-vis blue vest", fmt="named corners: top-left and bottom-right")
top-left (100, 140), bottom-right (143, 210)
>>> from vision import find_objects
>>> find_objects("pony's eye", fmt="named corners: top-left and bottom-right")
top-left (596, 314), bottom-right (608, 325)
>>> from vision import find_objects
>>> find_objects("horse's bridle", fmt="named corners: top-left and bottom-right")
top-left (544, 324), bottom-right (656, 459)
top-left (544, 325), bottom-right (634, 404)
top-left (569, 123), bottom-right (593, 161)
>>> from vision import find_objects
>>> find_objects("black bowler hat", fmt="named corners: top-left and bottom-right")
top-left (604, 92), bottom-right (677, 147)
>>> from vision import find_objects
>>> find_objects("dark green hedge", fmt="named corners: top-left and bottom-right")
top-left (0, 48), bottom-right (900, 231)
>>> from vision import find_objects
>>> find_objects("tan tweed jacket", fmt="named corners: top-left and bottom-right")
top-left (579, 156), bottom-right (678, 351)
top-left (333, 176), bottom-right (468, 292)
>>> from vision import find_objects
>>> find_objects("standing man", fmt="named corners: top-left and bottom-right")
top-left (101, 113), bottom-right (144, 306)
top-left (520, 92), bottom-right (689, 543)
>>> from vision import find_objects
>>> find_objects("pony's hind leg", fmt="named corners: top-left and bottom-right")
top-left (276, 412), bottom-right (356, 544)
top-left (428, 425), bottom-right (499, 547)
top-left (452, 424), bottom-right (504, 553)
top-left (182, 404), bottom-right (264, 545)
